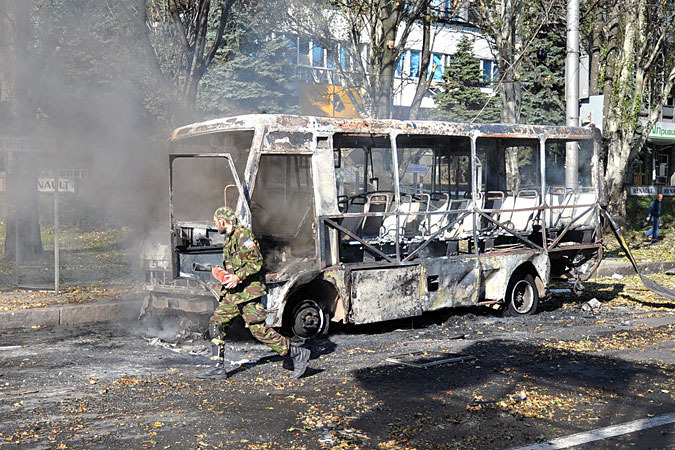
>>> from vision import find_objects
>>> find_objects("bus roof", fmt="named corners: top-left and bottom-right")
top-left (170, 114), bottom-right (600, 143)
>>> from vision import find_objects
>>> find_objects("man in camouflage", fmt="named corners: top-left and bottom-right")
top-left (197, 206), bottom-right (310, 380)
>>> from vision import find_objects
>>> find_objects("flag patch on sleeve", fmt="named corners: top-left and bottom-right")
top-left (243, 238), bottom-right (255, 249)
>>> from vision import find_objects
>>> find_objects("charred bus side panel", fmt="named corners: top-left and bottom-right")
top-left (143, 115), bottom-right (603, 337)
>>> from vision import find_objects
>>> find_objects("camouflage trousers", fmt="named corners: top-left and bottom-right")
top-left (210, 295), bottom-right (290, 356)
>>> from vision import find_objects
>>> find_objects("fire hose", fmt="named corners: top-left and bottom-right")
top-left (601, 208), bottom-right (675, 301)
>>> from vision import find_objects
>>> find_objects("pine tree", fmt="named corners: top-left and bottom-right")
top-left (198, 5), bottom-right (298, 116)
top-left (518, 4), bottom-right (566, 126)
top-left (432, 36), bottom-right (499, 123)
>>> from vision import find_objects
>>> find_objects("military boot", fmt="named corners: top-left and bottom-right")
top-left (288, 344), bottom-right (310, 379)
top-left (196, 360), bottom-right (228, 380)
top-left (197, 324), bottom-right (229, 380)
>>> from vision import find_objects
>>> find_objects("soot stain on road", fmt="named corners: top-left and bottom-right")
top-left (0, 303), bottom-right (673, 449)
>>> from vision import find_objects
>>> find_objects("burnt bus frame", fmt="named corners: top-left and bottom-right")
top-left (158, 115), bottom-right (603, 331)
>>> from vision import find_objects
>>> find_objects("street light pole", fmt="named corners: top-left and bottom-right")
top-left (565, 0), bottom-right (580, 190)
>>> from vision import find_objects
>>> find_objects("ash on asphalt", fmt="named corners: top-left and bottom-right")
top-left (0, 297), bottom-right (673, 449)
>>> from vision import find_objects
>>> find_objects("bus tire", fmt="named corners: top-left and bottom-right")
top-left (504, 273), bottom-right (539, 316)
top-left (288, 299), bottom-right (328, 339)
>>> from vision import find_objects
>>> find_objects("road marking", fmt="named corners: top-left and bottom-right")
top-left (511, 412), bottom-right (675, 450)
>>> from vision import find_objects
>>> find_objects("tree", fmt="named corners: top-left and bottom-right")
top-left (432, 35), bottom-right (500, 122)
top-left (147, 0), bottom-right (236, 109)
top-left (591, 0), bottom-right (675, 216)
top-left (518, 0), bottom-right (566, 125)
top-left (197, 4), bottom-right (299, 115)
top-left (0, 1), bottom-right (43, 262)
top-left (473, 0), bottom-right (561, 191)
top-left (27, 0), bottom-right (181, 234)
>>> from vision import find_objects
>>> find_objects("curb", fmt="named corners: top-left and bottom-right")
top-left (0, 298), bottom-right (143, 332)
top-left (595, 260), bottom-right (675, 278)
top-left (0, 259), bottom-right (671, 332)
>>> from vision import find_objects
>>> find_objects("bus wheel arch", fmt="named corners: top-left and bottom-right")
top-left (503, 263), bottom-right (542, 316)
top-left (281, 278), bottom-right (338, 339)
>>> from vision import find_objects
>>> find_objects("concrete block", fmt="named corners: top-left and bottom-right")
top-left (178, 297), bottom-right (215, 314)
top-left (0, 308), bottom-right (60, 330)
top-left (59, 300), bottom-right (142, 326)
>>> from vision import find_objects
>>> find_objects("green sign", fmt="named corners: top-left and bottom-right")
top-left (649, 124), bottom-right (675, 140)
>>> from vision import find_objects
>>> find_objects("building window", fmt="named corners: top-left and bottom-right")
top-left (482, 59), bottom-right (498, 82)
top-left (298, 37), bottom-right (310, 66)
top-left (410, 50), bottom-right (421, 78)
top-left (429, 53), bottom-right (443, 80)
top-left (396, 51), bottom-right (407, 77)
top-left (340, 46), bottom-right (351, 71)
top-left (655, 150), bottom-right (670, 185)
top-left (312, 43), bottom-right (325, 68)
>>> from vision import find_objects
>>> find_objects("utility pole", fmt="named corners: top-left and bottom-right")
top-left (565, 0), bottom-right (580, 190)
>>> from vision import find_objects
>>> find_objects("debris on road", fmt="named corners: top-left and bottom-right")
top-left (581, 298), bottom-right (602, 312)
top-left (549, 288), bottom-right (572, 294)
top-left (386, 351), bottom-right (475, 368)
top-left (0, 346), bottom-right (23, 351)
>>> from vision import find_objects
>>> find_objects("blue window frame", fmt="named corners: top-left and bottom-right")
top-left (396, 51), bottom-right (407, 77)
top-left (428, 53), bottom-right (443, 80)
top-left (482, 59), bottom-right (498, 81)
top-left (410, 50), bottom-right (421, 78)
top-left (312, 43), bottom-right (325, 67)
top-left (340, 46), bottom-right (350, 70)
top-left (327, 48), bottom-right (336, 69)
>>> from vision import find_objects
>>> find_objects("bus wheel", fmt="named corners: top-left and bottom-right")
top-left (291, 299), bottom-right (328, 339)
top-left (504, 273), bottom-right (539, 316)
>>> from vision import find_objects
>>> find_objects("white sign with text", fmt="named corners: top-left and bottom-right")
top-left (630, 186), bottom-right (657, 196)
top-left (38, 178), bottom-right (75, 193)
top-left (0, 136), bottom-right (55, 152)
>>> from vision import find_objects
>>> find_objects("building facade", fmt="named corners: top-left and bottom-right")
top-left (286, 3), bottom-right (496, 119)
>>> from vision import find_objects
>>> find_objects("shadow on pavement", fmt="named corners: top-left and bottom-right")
top-left (349, 338), bottom-right (675, 449)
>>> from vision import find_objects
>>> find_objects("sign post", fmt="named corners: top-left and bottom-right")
top-left (54, 170), bottom-right (60, 295)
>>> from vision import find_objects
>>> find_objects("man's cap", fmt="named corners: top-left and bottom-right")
top-left (214, 206), bottom-right (237, 223)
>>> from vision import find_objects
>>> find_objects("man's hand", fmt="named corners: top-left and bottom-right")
top-left (212, 265), bottom-right (240, 289)
top-left (223, 274), bottom-right (240, 290)
top-left (211, 265), bottom-right (230, 283)
top-left (646, 217), bottom-right (651, 222)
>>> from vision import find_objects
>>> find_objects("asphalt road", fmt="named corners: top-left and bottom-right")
top-left (0, 295), bottom-right (674, 449)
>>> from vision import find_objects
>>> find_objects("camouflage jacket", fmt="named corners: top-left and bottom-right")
top-left (221, 225), bottom-right (266, 303)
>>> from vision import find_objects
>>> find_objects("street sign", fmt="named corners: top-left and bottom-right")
top-left (38, 178), bottom-right (75, 193)
top-left (407, 164), bottom-right (429, 174)
top-left (0, 136), bottom-right (55, 153)
top-left (630, 186), bottom-right (657, 196)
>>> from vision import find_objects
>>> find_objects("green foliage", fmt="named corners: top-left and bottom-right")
top-left (518, 3), bottom-right (566, 125)
top-left (431, 36), bottom-right (500, 123)
top-left (199, 27), bottom-right (299, 115)
top-left (147, 0), bottom-right (298, 116)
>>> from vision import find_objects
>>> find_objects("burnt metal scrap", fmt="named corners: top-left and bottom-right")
top-left (602, 209), bottom-right (675, 301)
top-left (386, 351), bottom-right (475, 368)
top-left (169, 115), bottom-right (599, 144)
top-left (144, 113), bottom-right (616, 337)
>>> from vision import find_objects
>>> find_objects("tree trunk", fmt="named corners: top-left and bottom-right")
top-left (4, 154), bottom-right (43, 261)
top-left (497, 0), bottom-right (522, 192)
top-left (0, 1), bottom-right (43, 262)
top-left (409, 7), bottom-right (433, 120)
top-left (184, 0), bottom-right (211, 106)
top-left (603, 2), bottom-right (644, 218)
top-left (588, 9), bottom-right (603, 96)
top-left (372, 2), bottom-right (399, 119)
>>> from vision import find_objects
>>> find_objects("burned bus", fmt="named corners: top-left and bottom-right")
top-left (143, 114), bottom-right (603, 338)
